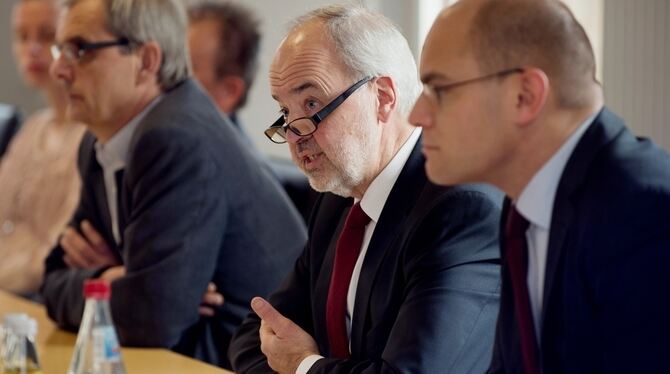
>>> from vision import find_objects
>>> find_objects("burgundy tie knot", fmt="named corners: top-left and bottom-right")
top-left (346, 202), bottom-right (371, 229)
top-left (506, 207), bottom-right (530, 239)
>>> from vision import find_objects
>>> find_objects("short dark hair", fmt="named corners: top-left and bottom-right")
top-left (188, 0), bottom-right (260, 109)
top-left (470, 0), bottom-right (598, 109)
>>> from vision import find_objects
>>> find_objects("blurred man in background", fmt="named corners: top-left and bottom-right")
top-left (188, 0), bottom-right (259, 141)
top-left (188, 0), bottom-right (318, 223)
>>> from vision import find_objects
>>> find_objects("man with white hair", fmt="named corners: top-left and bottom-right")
top-left (228, 5), bottom-right (502, 373)
top-left (41, 0), bottom-right (306, 368)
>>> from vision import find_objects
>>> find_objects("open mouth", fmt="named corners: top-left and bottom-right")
top-left (301, 152), bottom-right (324, 169)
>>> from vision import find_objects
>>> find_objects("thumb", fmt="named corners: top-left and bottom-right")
top-left (251, 297), bottom-right (293, 336)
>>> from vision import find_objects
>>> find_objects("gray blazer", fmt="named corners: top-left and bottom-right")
top-left (41, 79), bottom-right (307, 369)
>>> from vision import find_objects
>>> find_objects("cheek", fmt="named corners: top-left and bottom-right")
top-left (12, 43), bottom-right (29, 66)
top-left (37, 45), bottom-right (53, 63)
top-left (288, 143), bottom-right (300, 162)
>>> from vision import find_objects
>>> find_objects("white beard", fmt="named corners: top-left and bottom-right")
top-left (294, 120), bottom-right (376, 198)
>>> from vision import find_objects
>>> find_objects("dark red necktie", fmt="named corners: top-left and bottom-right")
top-left (506, 207), bottom-right (540, 374)
top-left (326, 202), bottom-right (370, 358)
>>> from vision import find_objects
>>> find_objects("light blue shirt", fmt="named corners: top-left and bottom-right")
top-left (515, 109), bottom-right (601, 342)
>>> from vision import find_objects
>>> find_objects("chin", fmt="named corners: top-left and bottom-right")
top-left (22, 75), bottom-right (47, 89)
top-left (306, 173), bottom-right (335, 193)
top-left (306, 172), bottom-right (354, 198)
top-left (67, 107), bottom-right (88, 124)
top-left (425, 163), bottom-right (456, 186)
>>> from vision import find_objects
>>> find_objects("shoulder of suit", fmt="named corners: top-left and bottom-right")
top-left (423, 182), bottom-right (504, 210)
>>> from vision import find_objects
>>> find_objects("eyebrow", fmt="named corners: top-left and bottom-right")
top-left (291, 82), bottom-right (317, 94)
top-left (56, 35), bottom-right (87, 45)
top-left (420, 72), bottom-right (451, 84)
top-left (271, 81), bottom-right (319, 101)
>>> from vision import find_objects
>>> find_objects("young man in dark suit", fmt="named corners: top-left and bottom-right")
top-left (410, 0), bottom-right (670, 372)
top-left (40, 0), bottom-right (306, 369)
top-left (228, 5), bottom-right (503, 373)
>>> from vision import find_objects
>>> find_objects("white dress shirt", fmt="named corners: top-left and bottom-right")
top-left (514, 111), bottom-right (599, 342)
top-left (297, 127), bottom-right (421, 374)
top-left (93, 96), bottom-right (162, 244)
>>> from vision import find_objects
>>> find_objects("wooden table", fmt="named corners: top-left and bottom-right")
top-left (0, 291), bottom-right (232, 373)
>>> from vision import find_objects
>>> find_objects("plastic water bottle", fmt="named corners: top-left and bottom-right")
top-left (68, 280), bottom-right (126, 374)
top-left (2, 313), bottom-right (42, 374)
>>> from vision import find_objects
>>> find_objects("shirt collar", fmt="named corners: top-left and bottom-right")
top-left (516, 110), bottom-right (600, 229)
top-left (359, 127), bottom-right (422, 223)
top-left (94, 95), bottom-right (163, 171)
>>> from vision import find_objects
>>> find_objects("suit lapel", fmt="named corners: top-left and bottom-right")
top-left (541, 108), bottom-right (626, 329)
top-left (89, 161), bottom-right (117, 246)
top-left (115, 168), bottom-right (127, 249)
top-left (349, 140), bottom-right (429, 355)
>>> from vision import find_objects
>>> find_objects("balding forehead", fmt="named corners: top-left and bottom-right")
top-left (425, 5), bottom-right (474, 56)
top-left (270, 22), bottom-right (345, 77)
top-left (283, 20), bottom-right (332, 52)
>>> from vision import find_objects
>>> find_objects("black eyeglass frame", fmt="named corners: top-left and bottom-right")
top-left (426, 67), bottom-right (524, 100)
top-left (51, 38), bottom-right (132, 62)
top-left (264, 76), bottom-right (374, 144)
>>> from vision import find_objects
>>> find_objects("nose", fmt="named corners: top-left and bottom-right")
top-left (285, 127), bottom-right (303, 144)
top-left (50, 53), bottom-right (73, 86)
top-left (408, 94), bottom-right (433, 129)
top-left (28, 41), bottom-right (44, 56)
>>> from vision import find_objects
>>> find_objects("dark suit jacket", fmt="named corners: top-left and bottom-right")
top-left (489, 108), bottom-right (670, 373)
top-left (40, 79), bottom-right (307, 369)
top-left (0, 103), bottom-right (22, 158)
top-left (229, 139), bottom-right (503, 373)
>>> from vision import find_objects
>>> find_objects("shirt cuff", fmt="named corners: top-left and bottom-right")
top-left (296, 354), bottom-right (324, 374)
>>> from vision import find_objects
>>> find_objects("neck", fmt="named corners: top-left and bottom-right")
top-left (497, 102), bottom-right (602, 200)
top-left (349, 119), bottom-right (414, 200)
top-left (94, 86), bottom-right (161, 144)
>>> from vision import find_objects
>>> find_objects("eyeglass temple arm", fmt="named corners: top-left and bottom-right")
top-left (313, 76), bottom-right (373, 123)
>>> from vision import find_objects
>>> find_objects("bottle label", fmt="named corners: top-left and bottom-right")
top-left (92, 326), bottom-right (121, 363)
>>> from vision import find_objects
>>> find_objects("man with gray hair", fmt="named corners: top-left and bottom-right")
top-left (40, 0), bottom-right (306, 368)
top-left (229, 5), bottom-right (502, 373)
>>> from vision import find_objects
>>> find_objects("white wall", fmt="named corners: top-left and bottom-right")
top-left (602, 0), bottom-right (670, 151)
top-left (562, 0), bottom-right (604, 82)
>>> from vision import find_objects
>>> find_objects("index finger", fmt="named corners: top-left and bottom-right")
top-left (61, 227), bottom-right (96, 266)
top-left (81, 220), bottom-right (110, 253)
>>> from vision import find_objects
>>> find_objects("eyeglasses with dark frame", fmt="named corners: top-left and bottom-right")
top-left (423, 67), bottom-right (524, 105)
top-left (50, 38), bottom-right (131, 63)
top-left (264, 76), bottom-right (374, 144)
